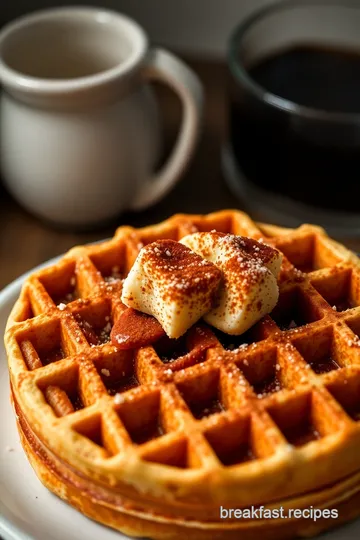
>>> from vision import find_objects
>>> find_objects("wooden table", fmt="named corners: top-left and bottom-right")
top-left (0, 58), bottom-right (359, 290)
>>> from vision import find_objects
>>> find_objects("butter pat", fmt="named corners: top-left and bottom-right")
top-left (180, 232), bottom-right (282, 335)
top-left (121, 239), bottom-right (222, 339)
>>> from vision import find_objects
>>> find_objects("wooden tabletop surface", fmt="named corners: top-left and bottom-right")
top-left (1, 58), bottom-right (359, 290)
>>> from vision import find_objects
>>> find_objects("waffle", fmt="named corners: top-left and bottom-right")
top-left (5, 209), bottom-right (360, 539)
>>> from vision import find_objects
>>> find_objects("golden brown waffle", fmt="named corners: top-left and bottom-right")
top-left (6, 210), bottom-right (360, 539)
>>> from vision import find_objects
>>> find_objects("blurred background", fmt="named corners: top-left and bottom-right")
top-left (0, 0), bottom-right (266, 57)
top-left (1, 0), bottom-right (360, 288)
top-left (1, 0), bottom-right (268, 288)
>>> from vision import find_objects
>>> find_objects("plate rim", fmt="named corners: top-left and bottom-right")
top-left (0, 255), bottom-right (63, 540)
top-left (0, 241), bottom-right (112, 540)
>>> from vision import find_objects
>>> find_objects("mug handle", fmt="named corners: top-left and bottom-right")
top-left (129, 48), bottom-right (203, 210)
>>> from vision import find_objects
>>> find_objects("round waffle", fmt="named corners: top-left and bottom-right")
top-left (5, 210), bottom-right (360, 538)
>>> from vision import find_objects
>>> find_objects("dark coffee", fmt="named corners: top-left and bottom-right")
top-left (229, 46), bottom-right (360, 212)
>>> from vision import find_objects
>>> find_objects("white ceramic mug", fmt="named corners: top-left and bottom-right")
top-left (0, 7), bottom-right (203, 227)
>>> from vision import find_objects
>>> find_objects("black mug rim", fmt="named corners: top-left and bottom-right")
top-left (228, 0), bottom-right (360, 123)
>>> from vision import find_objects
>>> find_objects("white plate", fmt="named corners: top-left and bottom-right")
top-left (0, 259), bottom-right (360, 540)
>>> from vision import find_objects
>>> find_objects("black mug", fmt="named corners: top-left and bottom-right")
top-left (224, 0), bottom-right (360, 236)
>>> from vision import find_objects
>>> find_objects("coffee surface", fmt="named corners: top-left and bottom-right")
top-left (229, 45), bottom-right (360, 212)
top-left (249, 45), bottom-right (360, 113)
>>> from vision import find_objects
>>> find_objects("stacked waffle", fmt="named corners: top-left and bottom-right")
top-left (5, 210), bottom-right (360, 540)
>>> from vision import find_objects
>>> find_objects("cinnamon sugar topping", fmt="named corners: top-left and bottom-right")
top-left (181, 232), bottom-right (282, 335)
top-left (121, 233), bottom-right (281, 339)
top-left (121, 239), bottom-right (222, 338)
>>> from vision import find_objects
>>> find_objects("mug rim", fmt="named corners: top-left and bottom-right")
top-left (228, 0), bottom-right (360, 123)
top-left (0, 6), bottom-right (149, 95)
